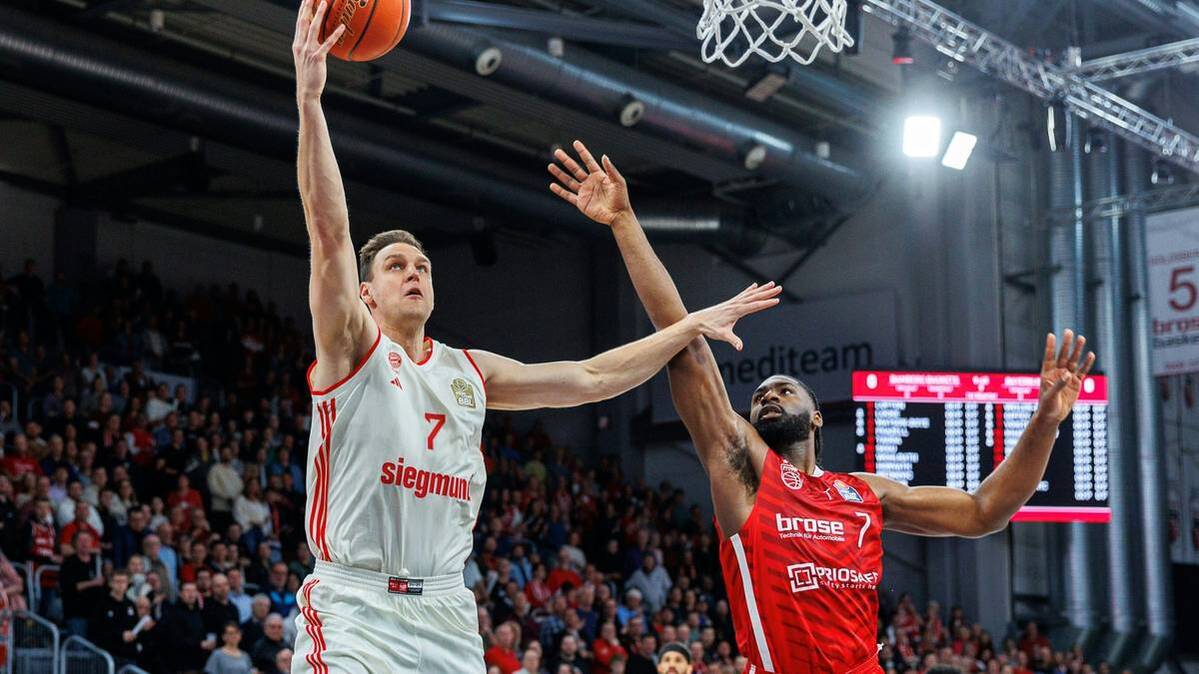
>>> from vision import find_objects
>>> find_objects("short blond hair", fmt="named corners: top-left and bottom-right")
top-left (357, 230), bottom-right (426, 281)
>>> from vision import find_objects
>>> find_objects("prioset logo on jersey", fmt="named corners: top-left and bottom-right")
top-left (786, 561), bottom-right (879, 593)
top-left (451, 378), bottom-right (477, 408)
top-left (775, 512), bottom-right (846, 542)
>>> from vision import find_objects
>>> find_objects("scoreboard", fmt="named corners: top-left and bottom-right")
top-left (852, 371), bottom-right (1110, 523)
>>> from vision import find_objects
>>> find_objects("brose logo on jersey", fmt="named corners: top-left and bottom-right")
top-left (451, 378), bottom-right (477, 408)
top-left (775, 513), bottom-right (846, 542)
top-left (786, 561), bottom-right (879, 593)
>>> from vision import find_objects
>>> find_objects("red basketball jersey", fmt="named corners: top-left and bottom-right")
top-left (718, 452), bottom-right (884, 674)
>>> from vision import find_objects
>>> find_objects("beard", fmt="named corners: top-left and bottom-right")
top-left (752, 410), bottom-right (813, 450)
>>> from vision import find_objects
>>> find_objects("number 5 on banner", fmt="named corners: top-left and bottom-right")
top-left (1169, 266), bottom-right (1196, 311)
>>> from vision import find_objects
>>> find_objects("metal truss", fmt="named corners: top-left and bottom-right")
top-left (1039, 182), bottom-right (1199, 226)
top-left (1071, 37), bottom-right (1199, 81)
top-left (860, 0), bottom-right (1199, 174)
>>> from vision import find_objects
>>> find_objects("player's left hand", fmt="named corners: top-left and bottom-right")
top-left (1037, 330), bottom-right (1096, 424)
top-left (548, 140), bottom-right (632, 226)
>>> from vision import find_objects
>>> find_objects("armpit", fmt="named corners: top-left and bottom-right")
top-left (726, 439), bottom-right (759, 495)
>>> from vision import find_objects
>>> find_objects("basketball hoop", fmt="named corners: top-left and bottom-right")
top-left (697, 0), bottom-right (854, 68)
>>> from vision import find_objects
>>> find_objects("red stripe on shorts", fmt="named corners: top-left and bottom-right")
top-left (302, 578), bottom-right (329, 674)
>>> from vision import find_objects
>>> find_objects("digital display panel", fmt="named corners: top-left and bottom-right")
top-left (852, 371), bottom-right (1110, 523)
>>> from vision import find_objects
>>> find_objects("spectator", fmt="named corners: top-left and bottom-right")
top-left (627, 555), bottom-right (672, 613)
top-left (112, 507), bottom-right (151, 569)
top-left (160, 581), bottom-right (214, 674)
top-left (226, 568), bottom-right (253, 623)
top-left (233, 480), bottom-right (271, 550)
top-left (486, 621), bottom-right (523, 674)
top-left (89, 569), bottom-right (139, 663)
top-left (552, 634), bottom-right (590, 674)
top-left (0, 548), bottom-right (28, 611)
top-left (59, 500), bottom-right (101, 552)
top-left (249, 613), bottom-right (287, 672)
top-left (594, 622), bottom-right (628, 674)
top-left (516, 648), bottom-right (543, 674)
top-left (627, 634), bottom-right (658, 674)
top-left (168, 474), bottom-right (204, 514)
top-left (60, 531), bottom-right (104, 636)
top-left (269, 648), bottom-right (293, 674)
top-left (203, 573), bottom-right (242, 637)
top-left (240, 594), bottom-right (272, 648)
top-left (265, 562), bottom-right (297, 616)
top-left (204, 622), bottom-right (254, 674)
top-left (1019, 622), bottom-right (1052, 658)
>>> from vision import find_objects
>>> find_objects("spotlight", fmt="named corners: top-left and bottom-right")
top-left (1047, 99), bottom-right (1070, 152)
top-left (619, 95), bottom-right (645, 127)
top-left (1084, 128), bottom-right (1107, 154)
top-left (892, 28), bottom-right (914, 65)
top-left (743, 144), bottom-right (768, 170)
top-left (474, 46), bottom-right (503, 76)
top-left (1151, 159), bottom-right (1175, 186)
top-left (941, 131), bottom-right (977, 170)
top-left (547, 36), bottom-right (565, 58)
top-left (903, 115), bottom-right (942, 158)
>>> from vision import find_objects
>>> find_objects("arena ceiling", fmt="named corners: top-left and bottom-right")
top-left (0, 0), bottom-right (1195, 259)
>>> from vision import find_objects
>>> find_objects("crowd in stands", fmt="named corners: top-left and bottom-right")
top-left (0, 257), bottom-right (1106, 674)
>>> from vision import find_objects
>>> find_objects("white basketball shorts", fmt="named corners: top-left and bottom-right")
top-left (292, 559), bottom-right (485, 673)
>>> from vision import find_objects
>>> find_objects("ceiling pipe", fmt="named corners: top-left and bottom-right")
top-left (403, 25), bottom-right (873, 200)
top-left (0, 5), bottom-right (754, 246)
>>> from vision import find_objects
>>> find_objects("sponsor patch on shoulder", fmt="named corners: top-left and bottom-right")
top-left (833, 479), bottom-right (863, 503)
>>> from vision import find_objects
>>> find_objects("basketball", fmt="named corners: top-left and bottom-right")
top-left (320, 0), bottom-right (410, 62)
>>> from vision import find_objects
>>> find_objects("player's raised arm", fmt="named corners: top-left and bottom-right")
top-left (856, 331), bottom-right (1097, 537)
top-left (294, 0), bottom-right (374, 387)
top-left (548, 140), bottom-right (771, 535)
top-left (468, 283), bottom-right (781, 411)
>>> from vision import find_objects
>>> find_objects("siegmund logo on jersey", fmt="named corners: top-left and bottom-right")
top-left (451, 378), bottom-right (477, 408)
top-left (786, 562), bottom-right (879, 593)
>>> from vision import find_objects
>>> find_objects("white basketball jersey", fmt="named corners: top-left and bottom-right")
top-left (304, 329), bottom-right (487, 578)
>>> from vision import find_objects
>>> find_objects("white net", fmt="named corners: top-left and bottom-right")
top-left (697, 0), bottom-right (853, 68)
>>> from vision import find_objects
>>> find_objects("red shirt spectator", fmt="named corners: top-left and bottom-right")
top-left (1019, 622), bottom-right (1051, 657)
top-left (167, 475), bottom-right (204, 513)
top-left (484, 622), bottom-right (521, 674)
top-left (592, 622), bottom-right (628, 674)
top-left (59, 521), bottom-right (100, 553)
top-left (547, 564), bottom-right (582, 593)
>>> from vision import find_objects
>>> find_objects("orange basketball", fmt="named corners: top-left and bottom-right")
top-left (320, 0), bottom-right (411, 62)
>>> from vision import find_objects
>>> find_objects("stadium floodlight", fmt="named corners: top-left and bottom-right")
top-left (941, 131), bottom-right (977, 170)
top-left (903, 115), bottom-right (942, 157)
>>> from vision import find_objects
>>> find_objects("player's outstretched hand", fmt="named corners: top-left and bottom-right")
top-left (689, 282), bottom-right (783, 351)
top-left (1037, 330), bottom-right (1097, 424)
top-left (293, 0), bottom-right (346, 103)
top-left (548, 140), bottom-right (632, 226)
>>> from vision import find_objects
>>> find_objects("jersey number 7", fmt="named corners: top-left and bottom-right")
top-left (425, 413), bottom-right (446, 450)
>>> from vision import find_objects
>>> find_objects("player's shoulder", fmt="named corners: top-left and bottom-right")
top-left (818, 469), bottom-right (883, 505)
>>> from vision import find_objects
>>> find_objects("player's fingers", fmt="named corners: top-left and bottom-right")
top-left (718, 329), bottom-right (743, 352)
top-left (1056, 329), bottom-right (1074, 368)
top-left (554, 148), bottom-right (588, 181)
top-left (1066, 334), bottom-right (1086, 371)
top-left (573, 140), bottom-right (602, 174)
top-left (549, 183), bottom-right (579, 206)
top-left (547, 164), bottom-right (580, 192)
top-left (742, 298), bottom-right (781, 315)
top-left (1078, 352), bottom-right (1097, 380)
top-left (317, 24), bottom-right (346, 55)
top-left (1043, 333), bottom-right (1056, 368)
top-left (306, 0), bottom-right (328, 47)
top-left (602, 154), bottom-right (626, 186)
top-left (295, 0), bottom-right (314, 48)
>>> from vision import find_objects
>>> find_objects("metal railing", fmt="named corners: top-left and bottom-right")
top-left (7, 609), bottom-right (60, 674)
top-left (31, 567), bottom-right (59, 621)
top-left (115, 666), bottom-right (149, 674)
top-left (58, 636), bottom-right (112, 674)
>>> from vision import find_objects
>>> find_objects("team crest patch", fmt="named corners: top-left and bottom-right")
top-left (833, 479), bottom-right (863, 503)
top-left (451, 378), bottom-right (477, 408)
top-left (388, 351), bottom-right (403, 370)
top-left (780, 460), bottom-right (804, 491)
